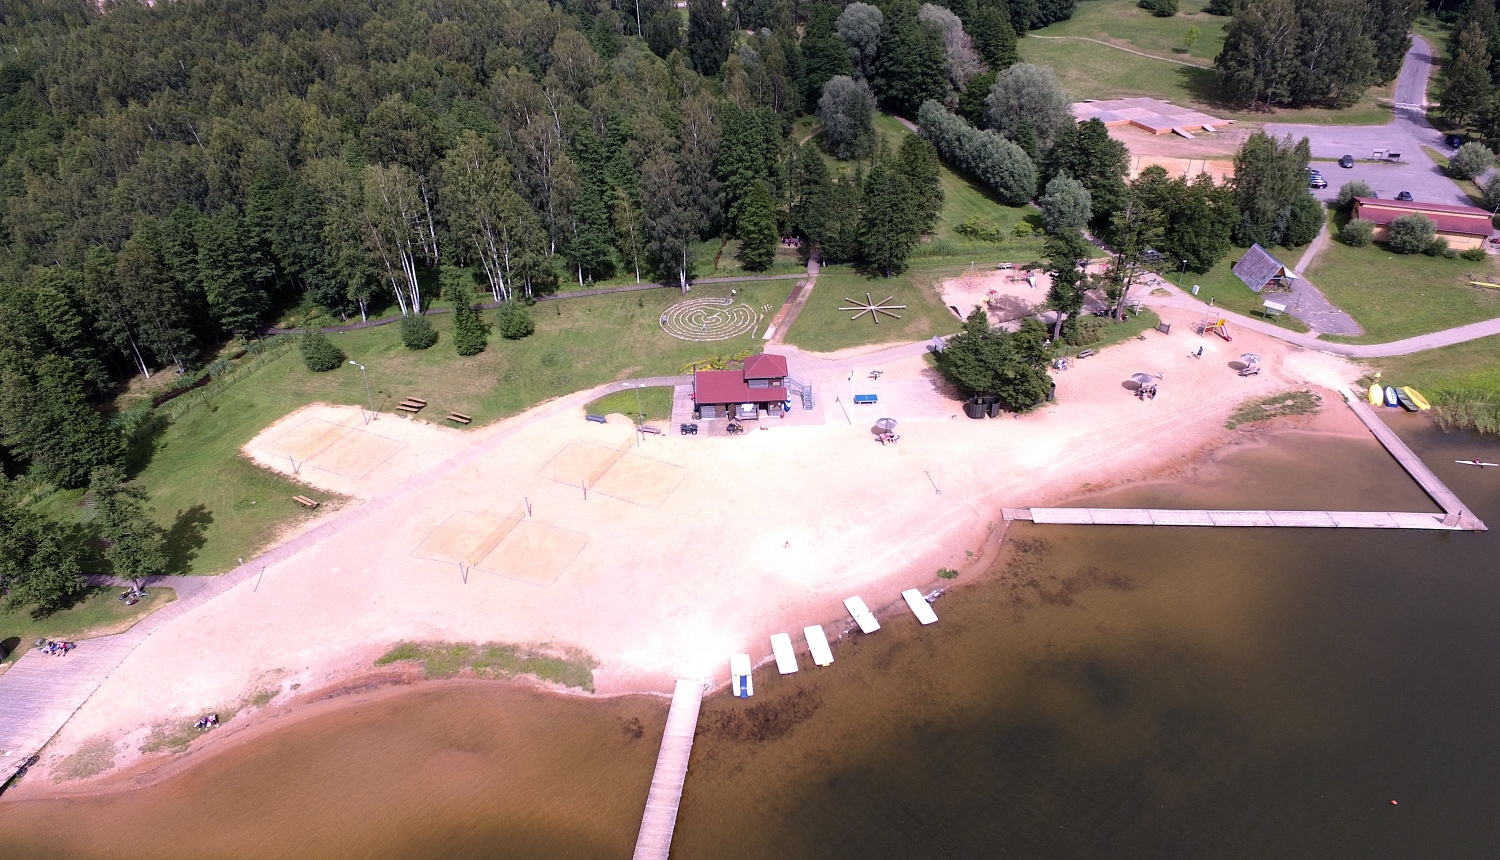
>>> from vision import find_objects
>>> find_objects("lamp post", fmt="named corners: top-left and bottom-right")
top-left (1178, 259), bottom-right (1188, 287)
top-left (348, 360), bottom-right (374, 423)
top-left (634, 383), bottom-right (644, 446)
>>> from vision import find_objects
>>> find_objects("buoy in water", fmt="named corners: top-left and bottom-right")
top-left (1390, 800), bottom-right (1398, 805)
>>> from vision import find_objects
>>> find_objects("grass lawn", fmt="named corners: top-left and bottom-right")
top-left (1374, 334), bottom-right (1500, 394)
top-left (1308, 224), bottom-right (1500, 343)
top-left (0, 588), bottom-right (176, 672)
top-left (583, 386), bottom-right (674, 421)
top-left (85, 281), bottom-right (795, 577)
top-left (785, 265), bottom-right (963, 352)
top-left (1020, 0), bottom-right (1394, 126)
top-left (1174, 246), bottom-right (1313, 333)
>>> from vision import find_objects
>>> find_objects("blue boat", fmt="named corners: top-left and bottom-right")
top-left (1384, 386), bottom-right (1399, 407)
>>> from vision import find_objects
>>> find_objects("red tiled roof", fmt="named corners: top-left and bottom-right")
top-left (742, 353), bottom-right (789, 379)
top-left (693, 369), bottom-right (788, 405)
top-left (1354, 198), bottom-right (1494, 236)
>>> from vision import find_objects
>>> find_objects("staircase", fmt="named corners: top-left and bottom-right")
top-left (786, 377), bottom-right (814, 409)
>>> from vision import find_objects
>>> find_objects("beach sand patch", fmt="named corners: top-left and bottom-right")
top-left (588, 452), bottom-right (687, 508)
top-left (258, 417), bottom-right (406, 479)
top-left (538, 436), bottom-right (633, 489)
top-left (474, 521), bottom-right (589, 586)
top-left (412, 510), bottom-right (524, 567)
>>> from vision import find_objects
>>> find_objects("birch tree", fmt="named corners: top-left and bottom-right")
top-left (361, 163), bottom-right (432, 315)
top-left (440, 131), bottom-right (530, 304)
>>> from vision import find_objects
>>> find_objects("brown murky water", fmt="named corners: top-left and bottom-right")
top-left (3, 414), bottom-right (1498, 859)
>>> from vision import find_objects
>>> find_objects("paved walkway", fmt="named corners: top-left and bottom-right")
top-left (0, 374), bottom-right (688, 783)
top-left (1284, 225), bottom-right (1364, 336)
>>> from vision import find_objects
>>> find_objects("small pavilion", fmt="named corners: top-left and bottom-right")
top-left (1232, 244), bottom-right (1297, 294)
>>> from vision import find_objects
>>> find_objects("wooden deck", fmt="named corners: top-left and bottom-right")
top-left (632, 679), bottom-right (705, 860)
top-left (1002, 391), bottom-right (1487, 534)
top-left (1004, 508), bottom-right (1476, 530)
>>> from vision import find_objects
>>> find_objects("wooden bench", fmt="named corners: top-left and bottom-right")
top-left (586, 413), bottom-right (607, 424)
top-left (397, 403), bottom-right (421, 413)
top-left (639, 424), bottom-right (662, 435)
top-left (404, 397), bottom-right (428, 406)
top-left (292, 495), bottom-right (320, 509)
top-left (398, 397), bottom-right (428, 414)
top-left (447, 412), bottom-right (471, 424)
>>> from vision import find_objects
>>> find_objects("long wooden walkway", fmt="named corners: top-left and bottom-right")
top-left (632, 679), bottom-right (705, 860)
top-left (1004, 391), bottom-right (1487, 533)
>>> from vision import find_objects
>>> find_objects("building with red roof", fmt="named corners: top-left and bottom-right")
top-left (693, 353), bottom-right (789, 420)
top-left (1352, 197), bottom-right (1495, 251)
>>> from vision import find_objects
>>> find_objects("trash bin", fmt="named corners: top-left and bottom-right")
top-left (963, 397), bottom-right (987, 419)
top-left (1046, 382), bottom-right (1057, 402)
top-left (986, 397), bottom-right (1004, 418)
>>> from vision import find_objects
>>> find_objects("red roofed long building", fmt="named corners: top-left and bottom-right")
top-left (1352, 197), bottom-right (1495, 251)
top-left (692, 353), bottom-right (789, 420)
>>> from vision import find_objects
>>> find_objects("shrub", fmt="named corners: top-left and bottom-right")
top-left (1484, 173), bottom-right (1500, 212)
top-left (1423, 236), bottom-right (1451, 257)
top-left (1011, 221), bottom-right (1035, 239)
top-left (400, 313), bottom-right (437, 350)
top-left (495, 302), bottom-right (536, 339)
top-left (1387, 213), bottom-right (1436, 254)
top-left (1204, 0), bottom-right (1233, 12)
top-left (1280, 192), bottom-right (1324, 247)
top-left (1333, 180), bottom-right (1374, 212)
top-left (1461, 247), bottom-right (1488, 261)
top-left (1448, 142), bottom-right (1495, 181)
top-left (298, 331), bottom-right (343, 372)
top-left (1341, 218), bottom-right (1375, 246)
top-left (937, 567), bottom-right (959, 579)
top-left (1137, 0), bottom-right (1177, 16)
top-left (918, 101), bottom-right (1037, 205)
top-left (954, 216), bottom-right (1008, 242)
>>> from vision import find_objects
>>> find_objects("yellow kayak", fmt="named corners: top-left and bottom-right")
top-left (1401, 386), bottom-right (1431, 411)
top-left (1368, 383), bottom-right (1384, 405)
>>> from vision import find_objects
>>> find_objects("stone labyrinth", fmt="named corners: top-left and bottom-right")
top-left (659, 296), bottom-right (759, 341)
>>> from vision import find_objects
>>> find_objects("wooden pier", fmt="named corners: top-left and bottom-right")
top-left (1004, 392), bottom-right (1486, 533)
top-left (632, 679), bottom-right (705, 860)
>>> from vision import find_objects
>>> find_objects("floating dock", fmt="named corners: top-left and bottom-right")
top-left (770, 633), bottom-right (799, 674)
top-left (843, 596), bottom-right (881, 633)
top-left (1003, 392), bottom-right (1486, 533)
top-left (631, 679), bottom-right (705, 860)
top-left (902, 589), bottom-right (939, 624)
top-left (804, 625), bottom-right (835, 666)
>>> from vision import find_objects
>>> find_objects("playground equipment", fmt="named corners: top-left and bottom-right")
top-left (1197, 316), bottom-right (1232, 341)
top-left (840, 293), bottom-right (907, 323)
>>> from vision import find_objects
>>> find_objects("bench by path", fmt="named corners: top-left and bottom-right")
top-left (0, 373), bottom-right (689, 784)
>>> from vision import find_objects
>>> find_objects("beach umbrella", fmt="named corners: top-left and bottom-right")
top-left (1131, 373), bottom-right (1155, 385)
top-left (875, 417), bottom-right (898, 431)
top-left (1240, 353), bottom-right (1261, 364)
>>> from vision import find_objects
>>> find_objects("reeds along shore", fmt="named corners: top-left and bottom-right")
top-left (1431, 389), bottom-right (1500, 436)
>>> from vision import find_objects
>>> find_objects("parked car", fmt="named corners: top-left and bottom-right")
top-left (1445, 133), bottom-right (1464, 149)
top-left (1308, 171), bottom-right (1328, 189)
top-left (1396, 191), bottom-right (1414, 201)
top-left (1339, 155), bottom-right (1355, 168)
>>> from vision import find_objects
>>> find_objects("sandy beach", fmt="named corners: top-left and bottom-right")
top-left (12, 298), bottom-right (1368, 796)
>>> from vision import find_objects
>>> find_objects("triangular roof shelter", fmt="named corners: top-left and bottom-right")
top-left (1232, 244), bottom-right (1297, 294)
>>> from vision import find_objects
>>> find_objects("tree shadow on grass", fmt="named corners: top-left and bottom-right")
top-left (121, 410), bottom-right (170, 481)
top-left (164, 504), bottom-right (213, 576)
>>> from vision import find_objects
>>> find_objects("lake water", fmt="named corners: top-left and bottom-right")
top-left (3, 414), bottom-right (1498, 859)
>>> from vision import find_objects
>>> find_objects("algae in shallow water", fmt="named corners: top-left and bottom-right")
top-left (1226, 389), bottom-right (1322, 429)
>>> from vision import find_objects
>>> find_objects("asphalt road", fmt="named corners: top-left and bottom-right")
top-left (1266, 36), bottom-right (1474, 208)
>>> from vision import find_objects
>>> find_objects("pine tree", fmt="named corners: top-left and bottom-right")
top-left (736, 180), bottom-right (779, 271)
top-left (687, 0), bottom-right (733, 76)
top-left (874, 2), bottom-right (951, 117)
top-left (0, 355), bottom-right (122, 489)
top-left (957, 70), bottom-right (997, 124)
top-left (445, 268), bottom-right (490, 356)
top-left (567, 177), bottom-right (616, 285)
top-left (802, 4), bottom-right (856, 108)
top-left (1442, 11), bottom-right (1495, 127)
top-left (88, 466), bottom-right (169, 587)
top-left (969, 1), bottom-right (1018, 71)
top-left (895, 134), bottom-right (944, 233)
top-left (1043, 228), bottom-right (1090, 340)
top-left (196, 206), bottom-right (270, 338)
top-left (859, 163), bottom-right (922, 276)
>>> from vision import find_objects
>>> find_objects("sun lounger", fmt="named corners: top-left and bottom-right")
top-left (853, 394), bottom-right (878, 405)
top-left (770, 633), bottom-right (798, 674)
top-left (902, 589), bottom-right (938, 625)
top-left (843, 596), bottom-right (880, 633)
top-left (804, 625), bottom-right (834, 666)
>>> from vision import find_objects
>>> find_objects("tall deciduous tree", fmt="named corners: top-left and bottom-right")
top-left (837, 3), bottom-right (885, 80)
top-left (1043, 118), bottom-right (1129, 232)
top-left (918, 4), bottom-right (987, 89)
top-left (613, 189), bottom-right (646, 284)
top-left (918, 100), bottom-right (1036, 206)
top-left (983, 62), bottom-right (1073, 148)
top-left (1038, 174), bottom-right (1091, 234)
top-left (1215, 0), bottom-right (1300, 111)
top-left (361, 162), bottom-right (432, 315)
top-left (1231, 131), bottom-right (1312, 247)
top-left (817, 76), bottom-right (878, 159)
top-left (0, 478), bottom-right (85, 615)
top-left (0, 355), bottom-right (122, 488)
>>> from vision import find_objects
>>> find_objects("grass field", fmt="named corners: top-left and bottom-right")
top-left (583, 386), bottom-right (674, 421)
top-left (1309, 217), bottom-right (1500, 343)
top-left (1375, 335), bottom-right (1500, 393)
top-left (1020, 0), bottom-right (1395, 126)
top-left (785, 266), bottom-right (963, 353)
top-left (76, 282), bottom-right (795, 577)
top-left (0, 588), bottom-right (175, 672)
top-left (1175, 246), bottom-right (1313, 333)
